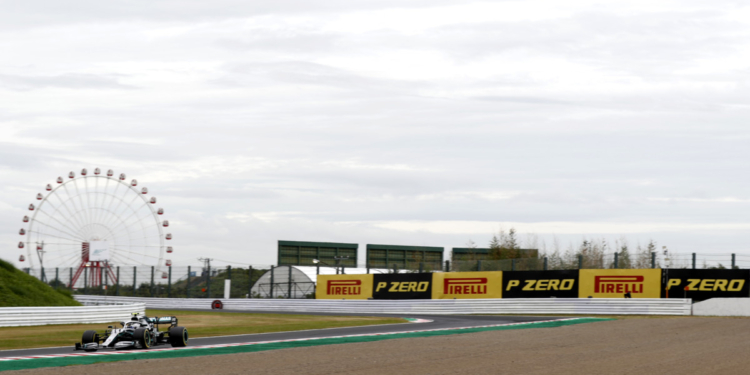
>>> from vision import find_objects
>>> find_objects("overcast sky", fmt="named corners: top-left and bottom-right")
top-left (2, 0), bottom-right (750, 269)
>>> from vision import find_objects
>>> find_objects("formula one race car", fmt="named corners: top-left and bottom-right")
top-left (75, 313), bottom-right (188, 352)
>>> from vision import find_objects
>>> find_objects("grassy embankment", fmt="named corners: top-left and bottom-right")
top-left (0, 258), bottom-right (79, 307)
top-left (0, 309), bottom-right (406, 350)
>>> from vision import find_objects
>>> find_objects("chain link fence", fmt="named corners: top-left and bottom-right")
top-left (23, 265), bottom-right (271, 299)
top-left (21, 252), bottom-right (750, 298)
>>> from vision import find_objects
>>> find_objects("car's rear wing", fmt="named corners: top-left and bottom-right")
top-left (148, 316), bottom-right (178, 326)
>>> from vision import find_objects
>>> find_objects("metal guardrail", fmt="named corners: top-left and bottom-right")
top-left (0, 303), bottom-right (145, 327)
top-left (75, 296), bottom-right (691, 316)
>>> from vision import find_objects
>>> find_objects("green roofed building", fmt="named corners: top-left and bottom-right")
top-left (366, 244), bottom-right (444, 269)
top-left (277, 241), bottom-right (357, 267)
top-left (451, 248), bottom-right (538, 262)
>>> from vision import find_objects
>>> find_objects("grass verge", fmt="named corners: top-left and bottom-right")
top-left (0, 310), bottom-right (405, 351)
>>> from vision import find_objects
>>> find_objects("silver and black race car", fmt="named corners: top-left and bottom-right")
top-left (75, 313), bottom-right (188, 352)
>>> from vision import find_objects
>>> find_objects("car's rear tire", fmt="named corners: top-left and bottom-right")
top-left (81, 330), bottom-right (97, 344)
top-left (169, 327), bottom-right (188, 347)
top-left (134, 328), bottom-right (152, 349)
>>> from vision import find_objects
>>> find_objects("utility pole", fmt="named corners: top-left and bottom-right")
top-left (198, 258), bottom-right (213, 273)
top-left (334, 256), bottom-right (349, 275)
top-left (198, 258), bottom-right (213, 298)
top-left (37, 241), bottom-right (46, 283)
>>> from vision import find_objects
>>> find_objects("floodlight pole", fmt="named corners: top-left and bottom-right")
top-left (314, 258), bottom-right (347, 274)
top-left (334, 256), bottom-right (349, 275)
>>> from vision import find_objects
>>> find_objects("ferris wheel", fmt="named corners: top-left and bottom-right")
top-left (17, 168), bottom-right (173, 287)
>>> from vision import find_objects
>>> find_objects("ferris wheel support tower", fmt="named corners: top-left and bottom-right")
top-left (69, 242), bottom-right (118, 289)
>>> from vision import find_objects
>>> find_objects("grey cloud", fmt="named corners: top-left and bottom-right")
top-left (0, 0), bottom-right (461, 30)
top-left (0, 73), bottom-right (132, 91)
top-left (0, 142), bottom-right (55, 170)
top-left (214, 33), bottom-right (340, 55)
top-left (163, 186), bottom-right (282, 200)
top-left (423, 10), bottom-right (747, 78)
top-left (215, 61), bottom-right (430, 93)
top-left (221, 61), bottom-right (367, 85)
top-left (472, 95), bottom-right (571, 105)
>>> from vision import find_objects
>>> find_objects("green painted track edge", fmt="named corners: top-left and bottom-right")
top-left (1, 318), bottom-right (611, 372)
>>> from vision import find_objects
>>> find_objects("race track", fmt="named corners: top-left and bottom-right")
top-left (0, 311), bottom-right (562, 359)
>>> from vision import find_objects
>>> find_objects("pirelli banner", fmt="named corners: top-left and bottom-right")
top-left (661, 269), bottom-right (750, 302)
top-left (579, 269), bottom-right (662, 298)
top-left (373, 273), bottom-right (433, 299)
top-left (503, 270), bottom-right (578, 298)
top-left (432, 272), bottom-right (503, 299)
top-left (316, 274), bottom-right (373, 299)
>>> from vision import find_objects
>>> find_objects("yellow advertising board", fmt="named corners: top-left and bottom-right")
top-left (316, 274), bottom-right (373, 299)
top-left (578, 269), bottom-right (661, 298)
top-left (431, 271), bottom-right (503, 299)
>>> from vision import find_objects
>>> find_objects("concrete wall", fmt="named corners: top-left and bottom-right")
top-left (693, 298), bottom-right (750, 316)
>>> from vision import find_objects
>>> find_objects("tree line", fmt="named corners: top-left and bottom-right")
top-left (462, 228), bottom-right (681, 270)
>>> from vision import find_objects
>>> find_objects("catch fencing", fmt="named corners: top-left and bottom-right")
top-left (23, 265), bottom-right (268, 299)
top-left (20, 252), bottom-right (750, 299)
top-left (75, 295), bottom-right (691, 316)
top-left (0, 303), bottom-right (145, 327)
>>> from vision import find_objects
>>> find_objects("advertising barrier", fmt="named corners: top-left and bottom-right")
top-left (315, 274), bottom-right (373, 300)
top-left (431, 272), bottom-right (502, 299)
top-left (503, 270), bottom-right (579, 298)
top-left (579, 269), bottom-right (661, 298)
top-left (661, 269), bottom-right (750, 301)
top-left (315, 269), bottom-right (750, 300)
top-left (373, 273), bottom-right (432, 299)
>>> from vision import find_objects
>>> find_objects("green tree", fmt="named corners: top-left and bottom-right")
top-left (547, 237), bottom-right (565, 270)
top-left (488, 228), bottom-right (520, 260)
top-left (47, 278), bottom-right (66, 289)
top-left (577, 238), bottom-right (607, 269)
top-left (633, 240), bottom-right (657, 269)
top-left (562, 242), bottom-right (578, 270)
top-left (615, 242), bottom-right (632, 269)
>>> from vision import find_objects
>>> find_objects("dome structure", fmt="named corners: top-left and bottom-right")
top-left (250, 266), bottom-right (398, 298)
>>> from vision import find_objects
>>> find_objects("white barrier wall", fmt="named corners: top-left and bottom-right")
top-left (0, 303), bottom-right (145, 327)
top-left (693, 298), bottom-right (750, 316)
top-left (75, 296), bottom-right (691, 316)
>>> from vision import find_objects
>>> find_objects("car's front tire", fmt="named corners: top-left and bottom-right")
top-left (81, 330), bottom-right (98, 344)
top-left (134, 328), bottom-right (152, 349)
top-left (169, 327), bottom-right (188, 347)
top-left (81, 330), bottom-right (99, 352)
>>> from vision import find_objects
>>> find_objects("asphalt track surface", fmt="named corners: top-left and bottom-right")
top-left (0, 310), bottom-right (563, 359)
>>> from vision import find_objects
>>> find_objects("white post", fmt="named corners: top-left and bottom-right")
top-left (224, 279), bottom-right (231, 299)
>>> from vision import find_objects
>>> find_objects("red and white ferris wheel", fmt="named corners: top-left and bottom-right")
top-left (17, 168), bottom-right (172, 288)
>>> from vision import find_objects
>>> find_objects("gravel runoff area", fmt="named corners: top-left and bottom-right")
top-left (8, 317), bottom-right (750, 375)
